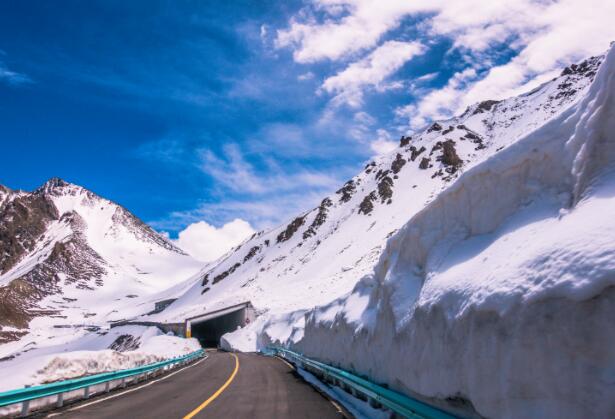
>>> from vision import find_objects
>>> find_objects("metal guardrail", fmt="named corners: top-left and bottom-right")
top-left (270, 347), bottom-right (459, 419)
top-left (0, 349), bottom-right (205, 416)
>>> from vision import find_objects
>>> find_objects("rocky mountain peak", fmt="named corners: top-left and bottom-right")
top-left (37, 177), bottom-right (79, 196)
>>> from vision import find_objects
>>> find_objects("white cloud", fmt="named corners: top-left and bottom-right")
top-left (370, 136), bottom-right (397, 155)
top-left (275, 0), bottom-right (435, 63)
top-left (277, 0), bottom-right (615, 129)
top-left (173, 218), bottom-right (256, 263)
top-left (154, 186), bottom-right (332, 232)
top-left (199, 143), bottom-right (341, 195)
top-left (298, 71), bottom-right (315, 81)
top-left (0, 62), bottom-right (32, 86)
top-left (396, 67), bottom-right (478, 129)
top-left (322, 40), bottom-right (425, 107)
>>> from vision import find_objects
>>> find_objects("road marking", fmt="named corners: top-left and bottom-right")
top-left (277, 356), bottom-right (295, 370)
top-left (46, 356), bottom-right (208, 417)
top-left (275, 356), bottom-right (348, 417)
top-left (183, 353), bottom-right (239, 419)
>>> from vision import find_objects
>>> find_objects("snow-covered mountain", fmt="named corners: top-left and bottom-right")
top-left (0, 178), bottom-right (202, 348)
top-left (151, 47), bottom-right (614, 418)
top-left (151, 52), bottom-right (603, 325)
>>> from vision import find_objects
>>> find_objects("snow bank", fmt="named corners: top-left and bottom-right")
top-left (0, 325), bottom-right (200, 392)
top-left (221, 310), bottom-right (306, 352)
top-left (258, 45), bottom-right (615, 418)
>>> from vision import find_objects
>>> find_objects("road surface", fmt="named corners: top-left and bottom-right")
top-left (46, 350), bottom-right (349, 419)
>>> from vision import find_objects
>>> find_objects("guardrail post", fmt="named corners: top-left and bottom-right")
top-left (121, 377), bottom-right (127, 388)
top-left (368, 397), bottom-right (382, 409)
top-left (105, 381), bottom-right (110, 393)
top-left (57, 392), bottom-right (64, 408)
top-left (20, 385), bottom-right (30, 417)
top-left (84, 385), bottom-right (90, 399)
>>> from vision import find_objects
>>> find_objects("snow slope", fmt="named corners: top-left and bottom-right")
top-left (150, 50), bottom-right (603, 336)
top-left (258, 46), bottom-right (615, 418)
top-left (160, 63), bottom-right (594, 328)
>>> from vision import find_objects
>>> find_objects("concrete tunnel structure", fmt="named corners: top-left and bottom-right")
top-left (185, 302), bottom-right (256, 347)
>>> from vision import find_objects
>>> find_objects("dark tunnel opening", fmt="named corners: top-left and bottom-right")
top-left (190, 308), bottom-right (245, 348)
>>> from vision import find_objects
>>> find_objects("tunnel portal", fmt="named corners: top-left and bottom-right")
top-left (186, 302), bottom-right (254, 348)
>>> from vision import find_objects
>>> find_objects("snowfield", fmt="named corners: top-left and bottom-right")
top-left (249, 45), bottom-right (615, 418)
top-left (0, 325), bottom-right (200, 392)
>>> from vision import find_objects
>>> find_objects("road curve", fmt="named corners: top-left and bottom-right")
top-left (46, 350), bottom-right (348, 419)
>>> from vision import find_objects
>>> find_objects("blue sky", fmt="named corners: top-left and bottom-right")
top-left (1, 0), bottom-right (613, 253)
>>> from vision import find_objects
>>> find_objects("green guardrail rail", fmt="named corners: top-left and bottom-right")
top-left (0, 349), bottom-right (205, 411)
top-left (269, 347), bottom-right (459, 419)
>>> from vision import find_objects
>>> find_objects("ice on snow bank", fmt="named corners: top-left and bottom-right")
top-left (258, 45), bottom-right (615, 419)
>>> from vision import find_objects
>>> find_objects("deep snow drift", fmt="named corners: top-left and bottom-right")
top-left (0, 325), bottom-right (200, 392)
top-left (256, 45), bottom-right (615, 418)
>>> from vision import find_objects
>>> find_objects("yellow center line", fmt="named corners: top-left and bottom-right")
top-left (183, 353), bottom-right (240, 419)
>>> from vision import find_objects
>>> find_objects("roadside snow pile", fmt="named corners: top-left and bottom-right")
top-left (0, 325), bottom-right (200, 391)
top-left (220, 310), bottom-right (306, 352)
top-left (258, 45), bottom-right (615, 418)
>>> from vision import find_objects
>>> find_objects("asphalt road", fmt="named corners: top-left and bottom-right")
top-left (47, 350), bottom-right (348, 419)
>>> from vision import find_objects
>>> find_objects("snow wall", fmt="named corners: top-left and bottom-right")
top-left (259, 45), bottom-right (615, 418)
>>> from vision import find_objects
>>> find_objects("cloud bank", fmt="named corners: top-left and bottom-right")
top-left (173, 218), bottom-right (256, 263)
top-left (275, 0), bottom-right (615, 130)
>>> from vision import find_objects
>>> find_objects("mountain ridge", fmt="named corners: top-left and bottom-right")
top-left (0, 177), bottom-right (200, 345)
top-left (149, 51), bottom-right (605, 330)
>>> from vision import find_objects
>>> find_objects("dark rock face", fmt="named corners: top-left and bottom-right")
top-left (0, 192), bottom-right (59, 274)
top-left (410, 146), bottom-right (426, 162)
top-left (277, 215), bottom-right (307, 243)
top-left (438, 140), bottom-right (463, 173)
top-left (303, 198), bottom-right (333, 240)
top-left (472, 100), bottom-right (500, 115)
top-left (358, 192), bottom-right (377, 215)
top-left (201, 273), bottom-right (210, 286)
top-left (109, 334), bottom-right (140, 352)
top-left (243, 245), bottom-right (261, 263)
top-left (463, 130), bottom-right (485, 150)
top-left (0, 279), bottom-right (46, 331)
top-left (336, 180), bottom-right (356, 203)
top-left (442, 126), bottom-right (454, 135)
top-left (419, 157), bottom-right (431, 170)
top-left (364, 161), bottom-right (376, 174)
top-left (213, 262), bottom-right (241, 284)
top-left (464, 132), bottom-right (481, 141)
top-left (391, 154), bottom-right (407, 174)
top-left (427, 122), bottom-right (443, 133)
top-left (378, 177), bottom-right (394, 203)
top-left (560, 56), bottom-right (602, 79)
top-left (400, 136), bottom-right (412, 147)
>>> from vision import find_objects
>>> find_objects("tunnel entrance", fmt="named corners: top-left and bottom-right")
top-left (186, 302), bottom-right (254, 348)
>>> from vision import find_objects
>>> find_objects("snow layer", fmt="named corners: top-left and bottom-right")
top-left (0, 325), bottom-right (200, 392)
top-left (258, 45), bottom-right (615, 418)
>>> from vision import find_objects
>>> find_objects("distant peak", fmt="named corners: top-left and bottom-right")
top-left (45, 177), bottom-right (69, 188)
top-left (38, 177), bottom-right (79, 195)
